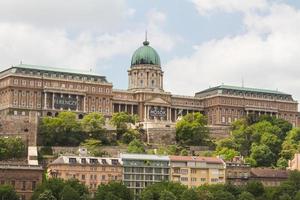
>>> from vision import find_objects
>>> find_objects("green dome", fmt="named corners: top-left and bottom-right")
top-left (131, 41), bottom-right (161, 67)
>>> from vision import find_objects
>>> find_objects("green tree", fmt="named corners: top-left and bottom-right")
top-left (81, 112), bottom-right (107, 142)
top-left (216, 147), bottom-right (239, 161)
top-left (37, 190), bottom-right (57, 200)
top-left (180, 188), bottom-right (198, 200)
top-left (110, 112), bottom-right (137, 140)
top-left (0, 137), bottom-right (26, 160)
top-left (31, 178), bottom-right (88, 200)
top-left (295, 191), bottom-right (300, 200)
top-left (127, 139), bottom-right (145, 153)
top-left (278, 193), bottom-right (291, 200)
top-left (176, 112), bottom-right (209, 146)
top-left (80, 139), bottom-right (102, 156)
top-left (250, 144), bottom-right (276, 167)
top-left (277, 157), bottom-right (288, 169)
top-left (159, 190), bottom-right (176, 200)
top-left (237, 192), bottom-right (255, 200)
top-left (60, 185), bottom-right (80, 200)
top-left (81, 112), bottom-right (105, 132)
top-left (141, 182), bottom-right (187, 200)
top-left (0, 184), bottom-right (19, 200)
top-left (95, 182), bottom-right (132, 200)
top-left (39, 111), bottom-right (83, 146)
top-left (212, 191), bottom-right (234, 200)
top-left (245, 181), bottom-right (265, 197)
top-left (64, 179), bottom-right (89, 197)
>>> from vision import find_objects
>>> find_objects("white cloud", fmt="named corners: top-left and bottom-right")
top-left (0, 0), bottom-right (129, 31)
top-left (192, 0), bottom-right (268, 15)
top-left (0, 7), bottom-right (180, 73)
top-left (165, 2), bottom-right (300, 101)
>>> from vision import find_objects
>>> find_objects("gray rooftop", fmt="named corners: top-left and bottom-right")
top-left (120, 153), bottom-right (170, 161)
top-left (196, 85), bottom-right (290, 96)
top-left (4, 63), bottom-right (106, 78)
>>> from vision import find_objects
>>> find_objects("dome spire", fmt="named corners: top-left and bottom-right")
top-left (143, 30), bottom-right (149, 46)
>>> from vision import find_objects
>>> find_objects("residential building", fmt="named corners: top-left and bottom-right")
top-left (0, 164), bottom-right (43, 200)
top-left (169, 156), bottom-right (226, 187)
top-left (120, 153), bottom-right (170, 198)
top-left (250, 168), bottom-right (288, 187)
top-left (47, 156), bottom-right (122, 195)
top-left (225, 156), bottom-right (251, 185)
top-left (288, 153), bottom-right (300, 170)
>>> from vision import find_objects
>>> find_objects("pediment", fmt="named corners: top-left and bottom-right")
top-left (146, 97), bottom-right (170, 105)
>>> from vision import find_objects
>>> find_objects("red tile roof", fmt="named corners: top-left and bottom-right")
top-left (169, 156), bottom-right (224, 164)
top-left (250, 168), bottom-right (289, 179)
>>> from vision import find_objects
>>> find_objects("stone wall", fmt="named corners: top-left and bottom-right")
top-left (0, 111), bottom-right (38, 146)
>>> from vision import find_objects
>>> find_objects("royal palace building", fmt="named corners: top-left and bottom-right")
top-left (0, 39), bottom-right (298, 130)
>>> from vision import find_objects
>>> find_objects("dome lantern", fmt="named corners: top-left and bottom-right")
top-left (130, 40), bottom-right (161, 67)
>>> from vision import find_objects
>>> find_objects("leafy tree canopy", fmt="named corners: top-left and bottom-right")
top-left (95, 181), bottom-right (132, 200)
top-left (175, 112), bottom-right (210, 146)
top-left (0, 184), bottom-right (19, 200)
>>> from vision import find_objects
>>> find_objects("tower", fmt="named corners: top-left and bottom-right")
top-left (128, 39), bottom-right (164, 92)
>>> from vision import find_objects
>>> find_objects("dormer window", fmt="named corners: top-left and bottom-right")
top-left (69, 158), bottom-right (77, 164)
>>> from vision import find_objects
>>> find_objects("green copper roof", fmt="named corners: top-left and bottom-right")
top-left (131, 40), bottom-right (161, 67)
top-left (12, 64), bottom-right (104, 77)
top-left (196, 85), bottom-right (290, 96)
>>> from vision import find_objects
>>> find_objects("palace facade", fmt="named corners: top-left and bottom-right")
top-left (0, 39), bottom-right (298, 128)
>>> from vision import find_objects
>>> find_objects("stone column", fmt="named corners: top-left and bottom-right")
top-left (131, 104), bottom-right (134, 114)
top-left (60, 94), bottom-right (63, 110)
top-left (83, 96), bottom-right (86, 112)
top-left (125, 104), bottom-right (127, 112)
top-left (119, 104), bottom-right (121, 112)
top-left (52, 93), bottom-right (55, 109)
top-left (144, 105), bottom-right (147, 120)
top-left (68, 95), bottom-right (71, 111)
top-left (44, 92), bottom-right (47, 109)
top-left (175, 109), bottom-right (177, 121)
top-left (76, 95), bottom-right (79, 111)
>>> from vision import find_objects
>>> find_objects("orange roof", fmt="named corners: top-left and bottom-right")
top-left (169, 156), bottom-right (224, 164)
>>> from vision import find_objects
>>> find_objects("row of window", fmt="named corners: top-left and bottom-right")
top-left (124, 167), bottom-right (169, 174)
top-left (0, 180), bottom-right (36, 191)
top-left (222, 89), bottom-right (292, 101)
top-left (17, 69), bottom-right (107, 83)
top-left (13, 79), bottom-right (112, 93)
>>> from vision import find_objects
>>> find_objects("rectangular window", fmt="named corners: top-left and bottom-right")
top-left (69, 158), bottom-right (77, 164)
top-left (180, 177), bottom-right (188, 182)
top-left (11, 180), bottom-right (15, 187)
top-left (14, 79), bottom-right (18, 85)
top-left (22, 181), bottom-right (26, 190)
top-left (32, 181), bottom-right (36, 190)
top-left (180, 169), bottom-right (188, 175)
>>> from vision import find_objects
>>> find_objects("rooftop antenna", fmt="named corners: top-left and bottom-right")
top-left (145, 30), bottom-right (148, 42)
top-left (242, 77), bottom-right (244, 88)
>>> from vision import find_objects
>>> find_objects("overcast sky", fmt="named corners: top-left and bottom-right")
top-left (1, 0), bottom-right (300, 101)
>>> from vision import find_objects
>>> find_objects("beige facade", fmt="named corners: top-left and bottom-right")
top-left (0, 40), bottom-right (298, 130)
top-left (225, 157), bottom-right (251, 185)
top-left (48, 156), bottom-right (122, 194)
top-left (249, 168), bottom-right (288, 187)
top-left (0, 64), bottom-right (113, 118)
top-left (288, 153), bottom-right (300, 171)
top-left (0, 164), bottom-right (43, 200)
top-left (169, 156), bottom-right (226, 187)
